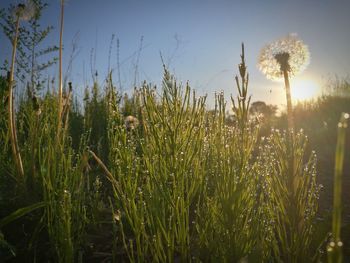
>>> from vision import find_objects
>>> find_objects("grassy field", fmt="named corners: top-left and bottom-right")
top-left (1, 1), bottom-right (350, 262)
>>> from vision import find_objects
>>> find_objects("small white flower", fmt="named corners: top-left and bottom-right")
top-left (258, 34), bottom-right (310, 81)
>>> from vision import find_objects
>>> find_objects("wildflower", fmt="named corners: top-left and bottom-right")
top-left (258, 34), bottom-right (310, 81)
top-left (258, 34), bottom-right (310, 131)
top-left (125, 115), bottom-right (139, 130)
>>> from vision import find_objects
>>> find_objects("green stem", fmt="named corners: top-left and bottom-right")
top-left (283, 69), bottom-right (299, 251)
top-left (8, 15), bottom-right (24, 179)
top-left (282, 69), bottom-right (294, 181)
top-left (283, 69), bottom-right (294, 131)
top-left (328, 113), bottom-right (348, 263)
top-left (332, 114), bottom-right (348, 240)
top-left (57, 0), bottom-right (64, 138)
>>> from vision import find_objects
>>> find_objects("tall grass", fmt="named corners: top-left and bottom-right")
top-left (194, 46), bottom-right (263, 262)
top-left (100, 45), bottom-right (322, 262)
top-left (1, 49), bottom-right (330, 263)
top-left (36, 95), bottom-right (87, 262)
top-left (1, 80), bottom-right (89, 261)
top-left (0, 20), bottom-right (333, 261)
top-left (106, 69), bottom-right (207, 262)
top-left (258, 129), bottom-right (321, 262)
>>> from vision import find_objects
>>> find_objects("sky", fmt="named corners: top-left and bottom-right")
top-left (1, 0), bottom-right (350, 108)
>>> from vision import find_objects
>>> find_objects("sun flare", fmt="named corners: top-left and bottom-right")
top-left (290, 78), bottom-right (321, 102)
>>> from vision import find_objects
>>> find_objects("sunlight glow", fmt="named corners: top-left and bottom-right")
top-left (291, 78), bottom-right (321, 102)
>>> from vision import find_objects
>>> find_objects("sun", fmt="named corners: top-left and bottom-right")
top-left (290, 78), bottom-right (321, 102)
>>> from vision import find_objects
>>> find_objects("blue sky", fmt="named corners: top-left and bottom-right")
top-left (1, 0), bottom-right (350, 108)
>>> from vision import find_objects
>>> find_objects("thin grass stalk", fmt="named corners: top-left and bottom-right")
top-left (57, 0), bottom-right (65, 137)
top-left (196, 45), bottom-right (261, 261)
top-left (259, 129), bottom-right (319, 261)
top-left (8, 14), bottom-right (24, 179)
top-left (62, 84), bottom-right (72, 145)
top-left (327, 112), bottom-right (349, 263)
top-left (32, 94), bottom-right (88, 262)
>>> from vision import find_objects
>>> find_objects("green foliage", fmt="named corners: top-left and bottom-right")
top-left (279, 95), bottom-right (350, 216)
top-left (0, 201), bottom-right (46, 228)
top-left (24, 0), bottom-right (59, 92)
top-left (0, 0), bottom-right (58, 89)
top-left (1, 1), bottom-right (343, 262)
top-left (258, 130), bottom-right (321, 261)
top-left (0, 75), bottom-right (9, 153)
top-left (250, 101), bottom-right (278, 136)
top-left (0, 24), bottom-right (337, 262)
top-left (194, 47), bottom-right (263, 262)
top-left (1, 55), bottom-right (328, 262)
top-left (107, 69), bottom-right (207, 262)
top-left (69, 97), bottom-right (84, 151)
top-left (0, 79), bottom-right (89, 261)
top-left (36, 99), bottom-right (84, 262)
top-left (83, 81), bottom-right (110, 162)
top-left (195, 93), bottom-right (261, 262)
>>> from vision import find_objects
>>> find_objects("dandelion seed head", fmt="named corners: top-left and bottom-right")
top-left (113, 210), bottom-right (121, 222)
top-left (258, 34), bottom-right (310, 81)
top-left (13, 0), bottom-right (37, 21)
top-left (125, 115), bottom-right (139, 130)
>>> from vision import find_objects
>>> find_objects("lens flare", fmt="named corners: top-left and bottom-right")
top-left (291, 78), bottom-right (321, 101)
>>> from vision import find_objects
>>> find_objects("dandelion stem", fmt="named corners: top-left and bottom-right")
top-left (282, 68), bottom-right (300, 247)
top-left (8, 15), bottom-right (24, 178)
top-left (282, 68), bottom-right (294, 178)
top-left (283, 69), bottom-right (294, 131)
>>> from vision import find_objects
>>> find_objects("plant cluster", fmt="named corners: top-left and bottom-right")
top-left (0, 1), bottom-right (347, 262)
